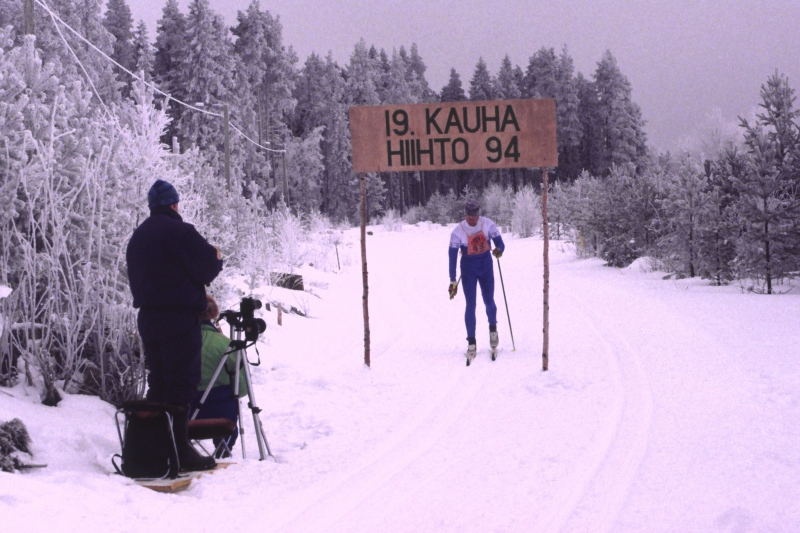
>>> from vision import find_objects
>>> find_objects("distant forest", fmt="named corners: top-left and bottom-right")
top-left (2, 0), bottom-right (800, 404)
top-left (3, 0), bottom-right (652, 218)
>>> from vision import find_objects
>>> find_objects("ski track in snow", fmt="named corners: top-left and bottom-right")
top-left (540, 290), bottom-right (654, 533)
top-left (270, 368), bottom-right (486, 532)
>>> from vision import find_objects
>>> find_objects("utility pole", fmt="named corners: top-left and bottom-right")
top-left (24, 0), bottom-right (35, 35)
top-left (223, 103), bottom-right (231, 191)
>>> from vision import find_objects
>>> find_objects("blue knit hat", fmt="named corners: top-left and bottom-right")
top-left (147, 180), bottom-right (179, 209)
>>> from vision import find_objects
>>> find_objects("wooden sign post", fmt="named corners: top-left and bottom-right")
top-left (542, 169), bottom-right (549, 371)
top-left (349, 99), bottom-right (557, 369)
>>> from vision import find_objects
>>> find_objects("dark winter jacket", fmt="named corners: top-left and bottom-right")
top-left (126, 206), bottom-right (223, 312)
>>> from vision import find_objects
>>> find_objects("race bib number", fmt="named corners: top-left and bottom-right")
top-left (467, 231), bottom-right (490, 255)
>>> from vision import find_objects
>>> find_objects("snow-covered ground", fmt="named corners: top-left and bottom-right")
top-left (2, 223), bottom-right (799, 532)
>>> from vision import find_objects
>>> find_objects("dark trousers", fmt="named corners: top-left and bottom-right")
top-left (461, 253), bottom-right (497, 340)
top-left (138, 307), bottom-right (202, 406)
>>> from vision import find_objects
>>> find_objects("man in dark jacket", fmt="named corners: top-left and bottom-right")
top-left (126, 179), bottom-right (223, 471)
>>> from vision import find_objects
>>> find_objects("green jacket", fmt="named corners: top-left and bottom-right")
top-left (199, 323), bottom-right (249, 397)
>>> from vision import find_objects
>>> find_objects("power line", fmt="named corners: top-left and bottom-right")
top-left (34, 0), bottom-right (284, 153)
top-left (43, 2), bottom-right (110, 117)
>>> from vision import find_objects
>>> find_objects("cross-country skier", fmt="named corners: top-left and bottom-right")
top-left (448, 199), bottom-right (505, 363)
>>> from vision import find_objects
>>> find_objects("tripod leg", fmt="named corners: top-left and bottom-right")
top-left (232, 350), bottom-right (247, 460)
top-left (192, 351), bottom-right (230, 420)
top-left (241, 358), bottom-right (272, 459)
top-left (237, 397), bottom-right (246, 459)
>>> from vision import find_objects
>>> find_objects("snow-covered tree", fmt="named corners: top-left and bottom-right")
top-left (734, 74), bottom-right (800, 292)
top-left (103, 0), bottom-right (136, 92)
top-left (440, 68), bottom-right (466, 102)
top-left (657, 157), bottom-right (710, 278)
top-left (132, 20), bottom-right (153, 82)
top-left (345, 39), bottom-right (380, 106)
top-left (495, 55), bottom-right (521, 100)
top-left (592, 51), bottom-right (648, 175)
top-left (469, 57), bottom-right (495, 101)
top-left (153, 0), bottom-right (187, 143)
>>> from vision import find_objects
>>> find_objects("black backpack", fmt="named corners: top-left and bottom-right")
top-left (113, 401), bottom-right (180, 479)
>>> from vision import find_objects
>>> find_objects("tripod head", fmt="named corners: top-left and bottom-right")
top-left (219, 296), bottom-right (268, 349)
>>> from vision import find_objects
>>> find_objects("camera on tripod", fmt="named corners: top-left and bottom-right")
top-left (218, 296), bottom-right (268, 348)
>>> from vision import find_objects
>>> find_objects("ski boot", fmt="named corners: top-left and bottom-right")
top-left (490, 330), bottom-right (499, 361)
top-left (466, 339), bottom-right (477, 366)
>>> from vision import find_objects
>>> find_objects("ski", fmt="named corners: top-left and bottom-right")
top-left (134, 462), bottom-right (234, 493)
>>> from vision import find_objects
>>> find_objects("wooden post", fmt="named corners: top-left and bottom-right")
top-left (360, 173), bottom-right (371, 367)
top-left (542, 168), bottom-right (550, 371)
top-left (223, 104), bottom-right (231, 191)
top-left (23, 0), bottom-right (35, 35)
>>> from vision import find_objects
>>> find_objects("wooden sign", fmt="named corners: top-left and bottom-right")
top-left (349, 99), bottom-right (557, 173)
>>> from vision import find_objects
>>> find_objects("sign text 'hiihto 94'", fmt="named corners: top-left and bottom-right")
top-left (349, 99), bottom-right (557, 173)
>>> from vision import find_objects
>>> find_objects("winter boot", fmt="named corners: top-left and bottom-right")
top-left (173, 406), bottom-right (216, 472)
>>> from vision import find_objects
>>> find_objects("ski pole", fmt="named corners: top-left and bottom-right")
top-left (496, 257), bottom-right (516, 351)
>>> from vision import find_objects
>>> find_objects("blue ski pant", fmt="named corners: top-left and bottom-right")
top-left (461, 253), bottom-right (497, 340)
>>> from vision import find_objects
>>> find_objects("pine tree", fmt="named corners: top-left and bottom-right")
top-left (232, 1), bottom-right (295, 135)
top-left (593, 50), bottom-right (648, 175)
top-left (153, 0), bottom-right (187, 144)
top-left (440, 68), bottom-right (465, 102)
top-left (523, 47), bottom-right (557, 99)
top-left (384, 49), bottom-right (414, 104)
top-left (132, 20), bottom-right (153, 82)
top-left (696, 156), bottom-right (738, 285)
top-left (231, 0), bottom-right (297, 202)
top-left (32, 0), bottom-right (121, 106)
top-left (345, 39), bottom-right (380, 106)
top-left (374, 47), bottom-right (391, 103)
top-left (554, 46), bottom-right (583, 180)
top-left (495, 55), bottom-right (521, 100)
top-left (734, 73), bottom-right (800, 292)
top-left (469, 57), bottom-right (495, 101)
top-left (407, 43), bottom-right (434, 102)
top-left (658, 157), bottom-right (710, 278)
top-left (103, 0), bottom-right (136, 92)
top-left (291, 52), bottom-right (355, 221)
top-left (177, 0), bottom-right (234, 153)
top-left (576, 72), bottom-right (602, 176)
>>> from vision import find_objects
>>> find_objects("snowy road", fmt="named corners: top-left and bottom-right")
top-left (3, 223), bottom-right (799, 532)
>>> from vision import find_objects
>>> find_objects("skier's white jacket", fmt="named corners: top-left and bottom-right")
top-left (448, 217), bottom-right (505, 281)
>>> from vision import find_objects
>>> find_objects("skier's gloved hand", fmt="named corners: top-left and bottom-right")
top-left (448, 281), bottom-right (458, 300)
top-left (492, 248), bottom-right (503, 259)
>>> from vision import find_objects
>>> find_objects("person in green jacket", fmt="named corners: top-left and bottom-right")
top-left (190, 295), bottom-right (248, 457)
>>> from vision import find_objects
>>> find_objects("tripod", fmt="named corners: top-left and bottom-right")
top-left (191, 325), bottom-right (272, 460)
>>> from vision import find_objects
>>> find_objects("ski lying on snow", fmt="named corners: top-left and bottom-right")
top-left (136, 461), bottom-right (234, 493)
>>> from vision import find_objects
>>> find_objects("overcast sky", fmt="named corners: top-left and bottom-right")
top-left (126, 0), bottom-right (800, 151)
